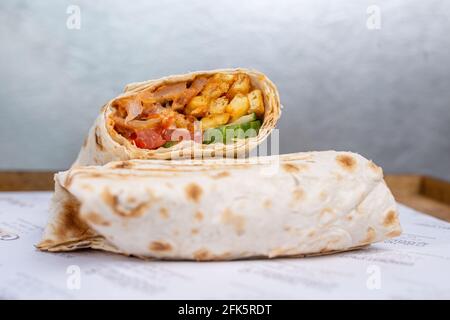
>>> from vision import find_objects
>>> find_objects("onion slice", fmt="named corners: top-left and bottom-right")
top-left (125, 100), bottom-right (143, 122)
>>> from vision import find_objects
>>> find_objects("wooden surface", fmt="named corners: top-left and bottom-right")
top-left (385, 175), bottom-right (450, 222)
top-left (1, 171), bottom-right (449, 222)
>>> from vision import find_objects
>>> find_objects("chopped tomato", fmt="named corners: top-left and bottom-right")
top-left (133, 128), bottom-right (167, 150)
top-left (162, 128), bottom-right (191, 142)
top-left (161, 116), bottom-right (174, 129)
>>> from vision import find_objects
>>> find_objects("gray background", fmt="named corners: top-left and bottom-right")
top-left (1, 0), bottom-right (449, 179)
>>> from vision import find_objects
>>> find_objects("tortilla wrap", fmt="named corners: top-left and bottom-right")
top-left (37, 151), bottom-right (401, 260)
top-left (74, 68), bottom-right (281, 166)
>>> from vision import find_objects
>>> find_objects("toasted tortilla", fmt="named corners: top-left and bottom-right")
top-left (74, 68), bottom-right (281, 166)
top-left (37, 151), bottom-right (402, 260)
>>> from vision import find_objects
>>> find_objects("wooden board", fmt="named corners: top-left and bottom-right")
top-left (385, 175), bottom-right (450, 222)
top-left (1, 171), bottom-right (449, 222)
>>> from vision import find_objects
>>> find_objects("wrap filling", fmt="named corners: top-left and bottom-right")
top-left (110, 73), bottom-right (265, 150)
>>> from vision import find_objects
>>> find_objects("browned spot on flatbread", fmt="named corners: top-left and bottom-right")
top-left (368, 161), bottom-right (382, 174)
top-left (102, 188), bottom-right (149, 218)
top-left (94, 127), bottom-right (104, 151)
top-left (221, 208), bottom-right (246, 236)
top-left (292, 188), bottom-right (305, 202)
top-left (185, 183), bottom-right (203, 203)
top-left (283, 163), bottom-right (309, 174)
top-left (85, 212), bottom-right (110, 226)
top-left (362, 227), bottom-right (376, 244)
top-left (149, 241), bottom-right (172, 252)
top-left (81, 184), bottom-right (93, 191)
top-left (211, 171), bottom-right (230, 179)
top-left (213, 252), bottom-right (232, 260)
top-left (36, 239), bottom-right (54, 249)
top-left (263, 199), bottom-right (272, 209)
top-left (112, 161), bottom-right (133, 169)
top-left (53, 198), bottom-right (92, 239)
top-left (336, 154), bottom-right (356, 171)
top-left (386, 229), bottom-right (402, 238)
top-left (383, 210), bottom-right (398, 227)
top-left (159, 207), bottom-right (169, 219)
top-left (319, 208), bottom-right (336, 225)
top-left (64, 174), bottom-right (74, 188)
top-left (86, 172), bottom-right (102, 179)
top-left (308, 230), bottom-right (316, 237)
top-left (193, 248), bottom-right (211, 261)
top-left (282, 163), bottom-right (300, 173)
top-left (191, 228), bottom-right (199, 235)
top-left (194, 211), bottom-right (204, 221)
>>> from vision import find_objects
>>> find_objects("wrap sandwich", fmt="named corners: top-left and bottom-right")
top-left (75, 68), bottom-right (281, 166)
top-left (37, 151), bottom-right (402, 260)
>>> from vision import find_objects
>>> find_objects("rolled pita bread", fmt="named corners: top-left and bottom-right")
top-left (75, 68), bottom-right (281, 166)
top-left (37, 151), bottom-right (402, 260)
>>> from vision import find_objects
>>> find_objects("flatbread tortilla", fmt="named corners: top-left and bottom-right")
top-left (74, 68), bottom-right (281, 166)
top-left (37, 151), bottom-right (402, 260)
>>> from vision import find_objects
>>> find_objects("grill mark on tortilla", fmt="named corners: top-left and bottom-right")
top-left (368, 160), bottom-right (382, 175)
top-left (362, 227), bottom-right (376, 244)
top-left (159, 207), bottom-right (169, 219)
top-left (64, 173), bottom-right (74, 188)
top-left (292, 188), bottom-right (305, 202)
top-left (149, 241), bottom-right (172, 252)
top-left (319, 191), bottom-right (328, 201)
top-left (308, 230), bottom-right (316, 237)
top-left (37, 239), bottom-right (54, 249)
top-left (102, 188), bottom-right (149, 218)
top-left (112, 161), bottom-right (133, 169)
top-left (282, 163), bottom-right (300, 173)
top-left (263, 199), bottom-right (272, 209)
top-left (336, 154), bottom-right (356, 171)
top-left (211, 171), bottom-right (230, 179)
top-left (386, 229), bottom-right (402, 238)
top-left (194, 211), bottom-right (204, 221)
top-left (85, 212), bottom-right (110, 226)
top-left (185, 183), bottom-right (203, 203)
top-left (193, 248), bottom-right (211, 261)
top-left (80, 184), bottom-right (93, 191)
top-left (94, 127), bottom-right (104, 151)
top-left (383, 210), bottom-right (398, 227)
top-left (319, 208), bottom-right (336, 225)
top-left (53, 198), bottom-right (91, 239)
top-left (221, 208), bottom-right (245, 236)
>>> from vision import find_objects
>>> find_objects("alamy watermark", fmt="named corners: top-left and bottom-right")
top-left (366, 264), bottom-right (381, 290)
top-left (66, 265), bottom-right (81, 290)
top-left (66, 5), bottom-right (81, 30)
top-left (366, 5), bottom-right (381, 30)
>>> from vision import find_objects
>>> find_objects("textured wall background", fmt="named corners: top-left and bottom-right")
top-left (0, 0), bottom-right (449, 179)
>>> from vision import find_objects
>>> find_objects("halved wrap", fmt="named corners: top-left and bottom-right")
top-left (75, 68), bottom-right (281, 166)
top-left (37, 151), bottom-right (402, 260)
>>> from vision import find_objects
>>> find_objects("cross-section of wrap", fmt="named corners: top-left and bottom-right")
top-left (75, 68), bottom-right (281, 166)
top-left (37, 151), bottom-right (402, 260)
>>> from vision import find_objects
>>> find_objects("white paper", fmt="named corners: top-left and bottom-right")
top-left (0, 191), bottom-right (449, 299)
